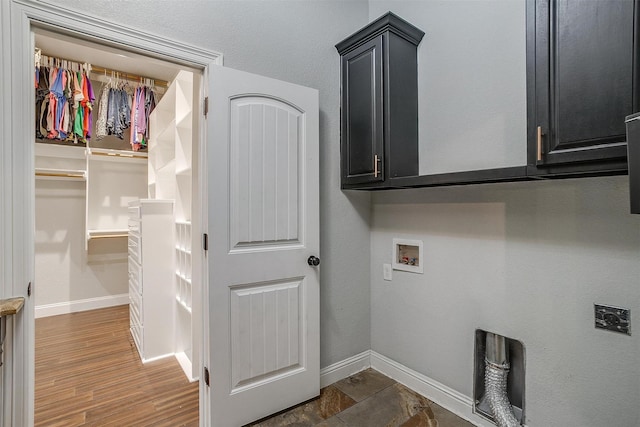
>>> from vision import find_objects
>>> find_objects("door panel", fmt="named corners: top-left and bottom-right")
top-left (555, 0), bottom-right (633, 148)
top-left (530, 0), bottom-right (639, 168)
top-left (341, 36), bottom-right (384, 185)
top-left (208, 65), bottom-right (319, 427)
top-left (229, 97), bottom-right (301, 249)
top-left (230, 278), bottom-right (303, 392)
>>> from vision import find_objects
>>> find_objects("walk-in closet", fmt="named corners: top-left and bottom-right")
top-left (33, 27), bottom-right (203, 423)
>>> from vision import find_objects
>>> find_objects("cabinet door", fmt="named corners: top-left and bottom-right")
top-left (529, 0), bottom-right (639, 170)
top-left (341, 35), bottom-right (384, 185)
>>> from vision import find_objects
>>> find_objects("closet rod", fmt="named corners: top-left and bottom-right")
top-left (90, 234), bottom-right (128, 239)
top-left (92, 65), bottom-right (168, 88)
top-left (38, 50), bottom-right (168, 88)
top-left (35, 171), bottom-right (85, 179)
top-left (89, 150), bottom-right (148, 160)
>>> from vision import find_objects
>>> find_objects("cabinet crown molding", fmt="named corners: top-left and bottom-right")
top-left (335, 11), bottom-right (425, 55)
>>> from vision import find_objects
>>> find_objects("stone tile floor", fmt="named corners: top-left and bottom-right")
top-left (248, 369), bottom-right (475, 427)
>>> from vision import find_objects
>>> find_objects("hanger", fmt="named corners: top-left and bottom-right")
top-left (34, 48), bottom-right (42, 68)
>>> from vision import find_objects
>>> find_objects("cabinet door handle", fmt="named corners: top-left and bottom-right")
top-left (374, 154), bottom-right (380, 178)
top-left (537, 126), bottom-right (543, 162)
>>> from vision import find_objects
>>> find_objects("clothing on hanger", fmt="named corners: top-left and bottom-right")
top-left (35, 51), bottom-right (159, 147)
top-left (35, 63), bottom-right (93, 144)
top-left (95, 82), bottom-right (110, 140)
top-left (130, 85), bottom-right (156, 151)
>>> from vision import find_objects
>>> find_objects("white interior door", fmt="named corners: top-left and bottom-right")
top-left (207, 65), bottom-right (319, 426)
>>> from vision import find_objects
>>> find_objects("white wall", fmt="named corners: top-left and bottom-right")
top-left (45, 0), bottom-right (373, 367)
top-left (35, 180), bottom-right (128, 308)
top-left (368, 1), bottom-right (640, 426)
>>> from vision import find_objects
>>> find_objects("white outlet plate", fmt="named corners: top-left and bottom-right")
top-left (383, 263), bottom-right (392, 281)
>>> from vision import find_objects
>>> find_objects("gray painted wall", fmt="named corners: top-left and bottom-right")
top-left (369, 1), bottom-right (640, 426)
top-left (46, 0), bottom-right (372, 368)
top-left (369, 0), bottom-right (527, 175)
top-left (372, 178), bottom-right (640, 426)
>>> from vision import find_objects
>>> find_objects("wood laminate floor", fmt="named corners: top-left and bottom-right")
top-left (35, 305), bottom-right (198, 427)
top-left (35, 306), bottom-right (474, 427)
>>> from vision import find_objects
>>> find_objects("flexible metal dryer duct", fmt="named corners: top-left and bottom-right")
top-left (485, 333), bottom-right (520, 427)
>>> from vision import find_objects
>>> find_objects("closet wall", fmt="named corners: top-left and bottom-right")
top-left (33, 31), bottom-right (179, 316)
top-left (35, 145), bottom-right (129, 312)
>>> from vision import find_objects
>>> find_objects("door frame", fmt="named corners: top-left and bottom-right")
top-left (0, 1), bottom-right (222, 425)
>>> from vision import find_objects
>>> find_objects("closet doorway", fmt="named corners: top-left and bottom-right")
top-left (32, 26), bottom-right (206, 425)
top-left (7, 3), bottom-right (319, 425)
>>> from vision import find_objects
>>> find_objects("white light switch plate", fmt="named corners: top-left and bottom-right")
top-left (383, 263), bottom-right (392, 281)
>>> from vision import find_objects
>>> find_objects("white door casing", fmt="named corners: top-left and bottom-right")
top-left (2, 2), bottom-right (36, 425)
top-left (0, 1), bottom-right (7, 424)
top-left (207, 65), bottom-right (320, 426)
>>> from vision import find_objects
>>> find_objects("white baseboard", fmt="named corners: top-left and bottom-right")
top-left (370, 351), bottom-right (495, 427)
top-left (141, 352), bottom-right (175, 364)
top-left (320, 350), bottom-right (371, 388)
top-left (35, 293), bottom-right (129, 318)
top-left (175, 351), bottom-right (198, 383)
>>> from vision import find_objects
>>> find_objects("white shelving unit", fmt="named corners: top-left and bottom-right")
top-left (35, 143), bottom-right (86, 181)
top-left (175, 221), bottom-right (192, 312)
top-left (148, 82), bottom-right (177, 200)
top-left (35, 143), bottom-right (148, 249)
top-left (128, 199), bottom-right (175, 363)
top-left (147, 70), bottom-right (198, 381)
top-left (85, 147), bottom-right (148, 249)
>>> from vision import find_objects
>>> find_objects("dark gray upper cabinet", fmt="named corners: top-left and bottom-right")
top-left (336, 13), bottom-right (424, 188)
top-left (528, 0), bottom-right (640, 174)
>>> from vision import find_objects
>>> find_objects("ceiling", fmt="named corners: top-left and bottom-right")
top-left (34, 28), bottom-right (184, 83)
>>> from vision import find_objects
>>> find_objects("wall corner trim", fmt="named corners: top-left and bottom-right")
top-left (319, 350), bottom-right (371, 387)
top-left (35, 294), bottom-right (129, 318)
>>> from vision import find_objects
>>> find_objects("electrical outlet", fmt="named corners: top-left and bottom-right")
top-left (383, 263), bottom-right (392, 281)
top-left (595, 304), bottom-right (631, 335)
